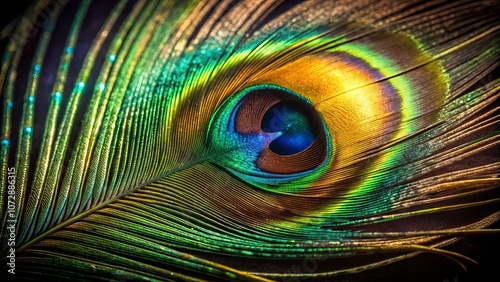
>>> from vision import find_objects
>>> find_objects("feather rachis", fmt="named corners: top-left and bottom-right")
top-left (1, 0), bottom-right (499, 280)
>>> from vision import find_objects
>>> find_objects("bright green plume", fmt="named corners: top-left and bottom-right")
top-left (0, 0), bottom-right (499, 281)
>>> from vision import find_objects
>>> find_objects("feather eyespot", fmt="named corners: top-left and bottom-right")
top-left (207, 84), bottom-right (332, 187)
top-left (233, 86), bottom-right (328, 174)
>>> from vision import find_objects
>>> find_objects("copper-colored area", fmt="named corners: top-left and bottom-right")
top-left (256, 130), bottom-right (327, 174)
top-left (234, 90), bottom-right (282, 133)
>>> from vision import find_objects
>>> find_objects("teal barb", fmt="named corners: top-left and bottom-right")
top-left (0, 0), bottom-right (499, 281)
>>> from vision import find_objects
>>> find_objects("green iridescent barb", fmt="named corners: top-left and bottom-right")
top-left (1, 0), bottom-right (499, 281)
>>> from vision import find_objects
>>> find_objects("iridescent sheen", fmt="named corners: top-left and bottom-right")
top-left (0, 0), bottom-right (499, 281)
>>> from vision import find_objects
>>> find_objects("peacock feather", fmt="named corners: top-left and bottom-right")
top-left (1, 0), bottom-right (499, 281)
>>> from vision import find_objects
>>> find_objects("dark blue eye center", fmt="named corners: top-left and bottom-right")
top-left (225, 84), bottom-right (329, 174)
top-left (261, 101), bottom-right (317, 155)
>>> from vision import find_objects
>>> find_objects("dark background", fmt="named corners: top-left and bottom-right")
top-left (1, 1), bottom-right (498, 282)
